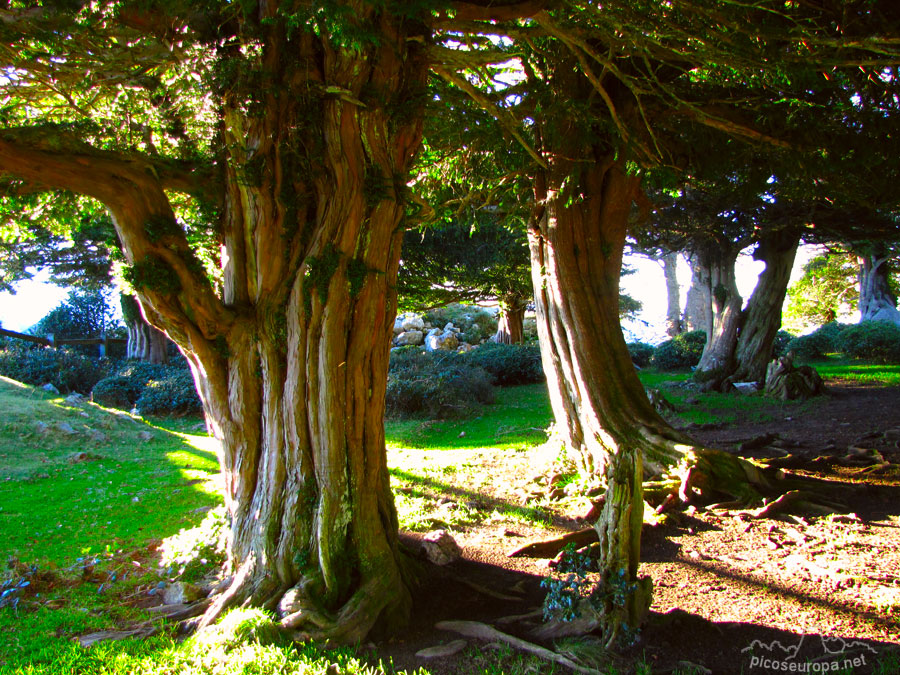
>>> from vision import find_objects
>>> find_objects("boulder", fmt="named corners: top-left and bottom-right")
top-left (161, 581), bottom-right (202, 605)
top-left (395, 330), bottom-right (424, 346)
top-left (422, 530), bottom-right (462, 566)
top-left (401, 314), bottom-right (425, 332)
top-left (425, 332), bottom-right (459, 352)
top-left (443, 322), bottom-right (456, 333)
top-left (41, 383), bottom-right (60, 394)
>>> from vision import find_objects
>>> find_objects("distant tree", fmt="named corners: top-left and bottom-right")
top-left (29, 288), bottom-right (122, 344)
top-left (785, 251), bottom-right (860, 329)
top-left (857, 242), bottom-right (900, 326)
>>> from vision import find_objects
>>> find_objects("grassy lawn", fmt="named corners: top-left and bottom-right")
top-left (1, 358), bottom-right (897, 674)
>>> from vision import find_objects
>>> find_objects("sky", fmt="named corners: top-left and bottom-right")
top-left (0, 269), bottom-right (69, 332)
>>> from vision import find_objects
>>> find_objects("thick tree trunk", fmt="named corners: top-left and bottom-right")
top-left (494, 293), bottom-right (528, 344)
top-left (661, 252), bottom-right (683, 337)
top-left (122, 294), bottom-right (170, 364)
top-left (858, 249), bottom-right (900, 326)
top-left (693, 247), bottom-right (742, 383)
top-left (728, 230), bottom-right (800, 385)
top-left (682, 253), bottom-right (712, 335)
top-left (528, 157), bottom-right (768, 641)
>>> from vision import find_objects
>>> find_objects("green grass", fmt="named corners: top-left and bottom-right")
top-left (806, 356), bottom-right (900, 385)
top-left (386, 383), bottom-right (552, 450)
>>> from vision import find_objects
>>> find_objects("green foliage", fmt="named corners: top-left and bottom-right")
top-left (836, 321), bottom-right (900, 364)
top-left (125, 256), bottom-right (181, 295)
top-left (772, 330), bottom-right (795, 358)
top-left (421, 304), bottom-right (497, 344)
top-left (386, 348), bottom-right (494, 419)
top-left (134, 368), bottom-right (203, 416)
top-left (784, 253), bottom-right (859, 331)
top-left (159, 506), bottom-right (228, 581)
top-left (784, 322), bottom-right (847, 362)
top-left (651, 331), bottom-right (706, 371)
top-left (465, 342), bottom-right (544, 386)
top-left (627, 342), bottom-right (656, 368)
top-left (0, 343), bottom-right (112, 394)
top-left (302, 244), bottom-right (341, 316)
top-left (29, 288), bottom-right (122, 343)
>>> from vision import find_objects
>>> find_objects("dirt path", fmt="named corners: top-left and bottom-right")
top-left (376, 380), bottom-right (900, 675)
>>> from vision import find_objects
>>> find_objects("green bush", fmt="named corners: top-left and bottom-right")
top-left (772, 330), bottom-right (795, 358)
top-left (422, 304), bottom-right (498, 344)
top-left (651, 330), bottom-right (707, 371)
top-left (465, 342), bottom-right (544, 385)
top-left (135, 368), bottom-right (203, 416)
top-left (386, 347), bottom-right (494, 419)
top-left (836, 321), bottom-right (900, 364)
top-left (0, 343), bottom-right (112, 394)
top-left (627, 342), bottom-right (656, 368)
top-left (785, 322), bottom-right (846, 361)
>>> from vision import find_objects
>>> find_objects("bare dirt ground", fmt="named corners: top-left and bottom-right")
top-left (375, 380), bottom-right (900, 675)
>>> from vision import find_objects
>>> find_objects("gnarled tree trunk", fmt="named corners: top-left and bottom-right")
top-left (858, 248), bottom-right (900, 326)
top-left (661, 252), bottom-right (683, 337)
top-left (693, 246), bottom-right (742, 383)
top-left (682, 252), bottom-right (712, 335)
top-left (528, 156), bottom-right (768, 640)
top-left (494, 292), bottom-right (528, 344)
top-left (122, 293), bottom-right (169, 364)
top-left (1, 7), bottom-right (428, 644)
top-left (728, 229), bottom-right (800, 385)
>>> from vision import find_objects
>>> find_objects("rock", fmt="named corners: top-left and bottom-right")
top-left (65, 393), bottom-right (86, 405)
top-left (161, 581), bottom-right (202, 605)
top-left (416, 640), bottom-right (468, 659)
top-left (67, 452), bottom-right (100, 464)
top-left (395, 330), bottom-right (424, 346)
top-left (425, 332), bottom-right (459, 352)
top-left (88, 429), bottom-right (107, 443)
top-left (456, 343), bottom-right (476, 354)
top-left (35, 421), bottom-right (49, 435)
top-left (732, 382), bottom-right (759, 395)
top-left (401, 314), bottom-right (425, 332)
top-left (443, 322), bottom-right (456, 333)
top-left (56, 422), bottom-right (77, 435)
top-left (138, 431), bottom-right (154, 441)
top-left (41, 383), bottom-right (60, 394)
top-left (422, 529), bottom-right (462, 566)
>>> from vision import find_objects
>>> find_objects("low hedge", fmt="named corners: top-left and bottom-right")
top-left (465, 342), bottom-right (544, 385)
top-left (785, 322), bottom-right (847, 362)
top-left (836, 321), bottom-right (900, 364)
top-left (651, 330), bottom-right (707, 371)
top-left (92, 357), bottom-right (202, 416)
top-left (0, 343), bottom-right (112, 394)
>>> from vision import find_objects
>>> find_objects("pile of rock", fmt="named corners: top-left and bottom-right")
top-left (392, 313), bottom-right (477, 353)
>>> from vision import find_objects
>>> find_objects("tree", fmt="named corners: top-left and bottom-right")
top-left (398, 215), bottom-right (533, 343)
top-left (0, 1), bottom-right (454, 641)
top-left (857, 241), bottom-right (900, 326)
top-left (29, 288), bottom-right (122, 343)
top-left (785, 251), bottom-right (860, 329)
top-left (432, 1), bottom-right (900, 641)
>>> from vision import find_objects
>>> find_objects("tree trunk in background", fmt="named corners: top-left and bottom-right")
top-left (122, 294), bottom-right (169, 364)
top-left (494, 293), bottom-right (528, 344)
top-left (662, 252), bottom-right (683, 336)
top-left (728, 230), bottom-right (800, 385)
top-left (693, 247), bottom-right (742, 383)
top-left (682, 253), bottom-right (712, 335)
top-left (858, 247), bottom-right (900, 326)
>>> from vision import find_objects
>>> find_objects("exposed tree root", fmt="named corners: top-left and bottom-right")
top-left (436, 620), bottom-right (602, 675)
top-left (507, 527), bottom-right (598, 559)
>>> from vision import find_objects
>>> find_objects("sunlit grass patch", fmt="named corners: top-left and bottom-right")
top-left (809, 358), bottom-right (900, 385)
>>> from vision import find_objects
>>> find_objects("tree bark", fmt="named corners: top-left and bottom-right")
top-left (682, 252), bottom-right (712, 335)
top-left (0, 6), bottom-right (429, 644)
top-left (728, 230), bottom-right (800, 385)
top-left (858, 248), bottom-right (900, 326)
top-left (692, 246), bottom-right (743, 383)
top-left (661, 252), bottom-right (683, 337)
top-left (494, 293), bottom-right (528, 344)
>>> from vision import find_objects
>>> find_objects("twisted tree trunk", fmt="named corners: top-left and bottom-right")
top-left (682, 252), bottom-right (712, 334)
top-left (494, 292), bottom-right (528, 344)
top-left (728, 229), bottom-right (800, 385)
top-left (661, 252), bottom-right (683, 337)
top-left (693, 247), bottom-right (742, 383)
top-left (858, 247), bottom-right (900, 326)
top-left (0, 6), bottom-right (428, 643)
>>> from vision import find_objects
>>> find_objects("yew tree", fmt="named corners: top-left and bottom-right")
top-left (0, 0), bottom-right (454, 641)
top-left (434, 1), bottom-right (900, 640)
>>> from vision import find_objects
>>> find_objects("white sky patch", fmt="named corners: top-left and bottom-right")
top-left (0, 270), bottom-right (68, 332)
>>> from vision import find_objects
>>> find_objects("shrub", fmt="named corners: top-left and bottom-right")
top-left (651, 330), bottom-right (706, 371)
top-left (0, 343), bottom-right (112, 394)
top-left (627, 342), bottom-right (656, 368)
top-left (465, 342), bottom-right (544, 385)
top-left (422, 304), bottom-right (498, 344)
top-left (785, 322), bottom-right (847, 361)
top-left (836, 321), bottom-right (900, 364)
top-left (772, 330), bottom-right (795, 358)
top-left (386, 347), bottom-right (494, 419)
top-left (134, 367), bottom-right (203, 416)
